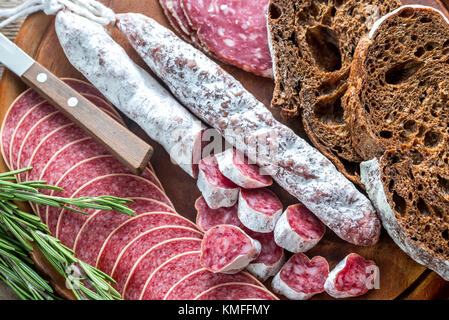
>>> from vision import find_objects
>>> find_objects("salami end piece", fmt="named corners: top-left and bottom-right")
top-left (274, 204), bottom-right (326, 253)
top-left (197, 155), bottom-right (239, 209)
top-left (238, 188), bottom-right (283, 233)
top-left (324, 253), bottom-right (379, 299)
top-left (216, 149), bottom-right (272, 189)
top-left (195, 196), bottom-right (240, 232)
top-left (272, 253), bottom-right (329, 300)
top-left (200, 225), bottom-right (261, 274)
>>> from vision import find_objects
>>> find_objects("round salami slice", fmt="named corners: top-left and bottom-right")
top-left (74, 198), bottom-right (176, 266)
top-left (159, 0), bottom-right (192, 43)
top-left (195, 282), bottom-right (278, 300)
top-left (182, 0), bottom-right (273, 78)
top-left (272, 253), bottom-right (329, 300)
top-left (274, 204), bottom-right (326, 253)
top-left (122, 237), bottom-right (202, 300)
top-left (324, 253), bottom-right (379, 299)
top-left (112, 227), bottom-right (202, 293)
top-left (140, 251), bottom-right (202, 300)
top-left (197, 155), bottom-right (239, 209)
top-left (244, 230), bottom-right (285, 282)
top-left (164, 268), bottom-right (262, 300)
top-left (55, 174), bottom-right (172, 248)
top-left (96, 212), bottom-right (196, 274)
top-left (238, 188), bottom-right (283, 233)
top-left (200, 225), bottom-right (261, 274)
top-left (195, 196), bottom-right (241, 232)
top-left (216, 149), bottom-right (272, 189)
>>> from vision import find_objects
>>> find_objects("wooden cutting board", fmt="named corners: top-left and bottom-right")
top-left (0, 0), bottom-right (448, 300)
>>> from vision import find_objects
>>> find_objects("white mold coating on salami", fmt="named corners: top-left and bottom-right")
top-left (55, 11), bottom-right (206, 178)
top-left (116, 13), bottom-right (381, 246)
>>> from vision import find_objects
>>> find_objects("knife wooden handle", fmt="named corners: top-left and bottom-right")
top-left (22, 62), bottom-right (153, 175)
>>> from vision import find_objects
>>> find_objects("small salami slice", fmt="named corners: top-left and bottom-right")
top-left (216, 149), bottom-right (272, 189)
top-left (195, 283), bottom-right (278, 300)
top-left (164, 268), bottom-right (262, 300)
top-left (197, 155), bottom-right (239, 209)
top-left (140, 251), bottom-right (202, 300)
top-left (272, 253), bottom-right (329, 300)
top-left (200, 225), bottom-right (261, 274)
top-left (74, 198), bottom-right (176, 266)
top-left (244, 230), bottom-right (285, 282)
top-left (324, 253), bottom-right (379, 299)
top-left (182, 0), bottom-right (273, 78)
top-left (56, 174), bottom-right (172, 248)
top-left (96, 212), bottom-right (196, 274)
top-left (159, 0), bottom-right (192, 43)
top-left (195, 196), bottom-right (241, 232)
top-left (274, 204), bottom-right (326, 253)
top-left (238, 188), bottom-right (283, 233)
top-left (112, 227), bottom-right (202, 293)
top-left (123, 237), bottom-right (202, 300)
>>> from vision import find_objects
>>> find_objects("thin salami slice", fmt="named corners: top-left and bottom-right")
top-left (159, 0), bottom-right (192, 43)
top-left (195, 283), bottom-right (278, 300)
top-left (56, 174), bottom-right (172, 248)
top-left (200, 225), bottom-right (261, 274)
top-left (181, 0), bottom-right (273, 78)
top-left (140, 251), bottom-right (202, 300)
top-left (324, 253), bottom-right (378, 299)
top-left (164, 268), bottom-right (262, 300)
top-left (123, 237), bottom-right (202, 300)
top-left (112, 227), bottom-right (202, 294)
top-left (96, 212), bottom-right (196, 274)
top-left (195, 196), bottom-right (241, 232)
top-left (197, 155), bottom-right (239, 209)
top-left (272, 253), bottom-right (329, 300)
top-left (74, 198), bottom-right (176, 266)
top-left (274, 204), bottom-right (326, 253)
top-left (238, 188), bottom-right (283, 233)
top-left (216, 149), bottom-right (272, 189)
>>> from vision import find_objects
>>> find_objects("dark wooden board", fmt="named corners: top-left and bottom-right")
top-left (0, 0), bottom-right (448, 300)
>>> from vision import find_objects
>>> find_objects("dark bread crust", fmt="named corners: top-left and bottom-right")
top-left (268, 0), bottom-right (401, 184)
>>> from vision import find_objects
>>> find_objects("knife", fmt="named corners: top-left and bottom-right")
top-left (0, 32), bottom-right (153, 175)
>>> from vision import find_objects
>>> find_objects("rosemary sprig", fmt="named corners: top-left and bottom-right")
top-left (0, 168), bottom-right (136, 300)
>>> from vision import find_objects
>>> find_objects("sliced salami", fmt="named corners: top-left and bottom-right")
top-left (140, 251), bottom-right (202, 300)
top-left (181, 0), bottom-right (273, 78)
top-left (195, 196), bottom-right (241, 232)
top-left (159, 0), bottom-right (192, 43)
top-left (123, 237), bottom-right (202, 300)
top-left (324, 253), bottom-right (379, 299)
top-left (238, 188), bottom-right (283, 233)
top-left (96, 212), bottom-right (197, 274)
top-left (164, 268), bottom-right (262, 300)
top-left (197, 155), bottom-right (239, 209)
top-left (112, 227), bottom-right (202, 293)
top-left (274, 204), bottom-right (326, 253)
top-left (195, 283), bottom-right (278, 300)
top-left (74, 198), bottom-right (176, 266)
top-left (200, 225), bottom-right (261, 274)
top-left (272, 253), bottom-right (329, 300)
top-left (216, 149), bottom-right (272, 189)
top-left (55, 174), bottom-right (172, 248)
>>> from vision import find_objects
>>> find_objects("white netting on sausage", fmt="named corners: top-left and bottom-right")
top-left (0, 0), bottom-right (115, 29)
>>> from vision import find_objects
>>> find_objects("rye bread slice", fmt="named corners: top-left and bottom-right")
top-left (267, 0), bottom-right (400, 184)
top-left (354, 6), bottom-right (449, 281)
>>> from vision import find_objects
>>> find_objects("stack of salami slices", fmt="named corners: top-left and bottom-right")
top-left (159, 0), bottom-right (273, 78)
top-left (0, 79), bottom-right (276, 300)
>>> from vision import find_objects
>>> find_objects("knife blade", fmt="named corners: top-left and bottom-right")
top-left (0, 32), bottom-right (153, 175)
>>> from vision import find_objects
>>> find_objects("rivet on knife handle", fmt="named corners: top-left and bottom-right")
top-left (22, 62), bottom-right (153, 175)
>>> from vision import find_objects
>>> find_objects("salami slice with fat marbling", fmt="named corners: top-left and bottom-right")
top-left (195, 283), bottom-right (278, 300)
top-left (195, 196), bottom-right (241, 232)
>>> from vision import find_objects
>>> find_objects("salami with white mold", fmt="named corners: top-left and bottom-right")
top-left (197, 155), bottom-right (240, 209)
top-left (200, 225), bottom-right (261, 274)
top-left (116, 13), bottom-right (381, 246)
top-left (324, 253), bottom-right (379, 299)
top-left (272, 253), bottom-right (329, 300)
top-left (195, 196), bottom-right (241, 232)
top-left (238, 188), bottom-right (282, 233)
top-left (216, 148), bottom-right (272, 189)
top-left (274, 204), bottom-right (326, 253)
